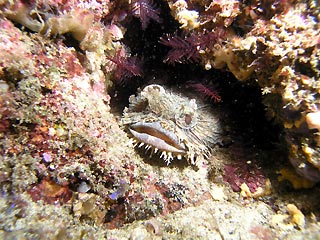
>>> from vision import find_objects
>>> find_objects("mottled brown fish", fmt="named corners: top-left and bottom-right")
top-left (121, 84), bottom-right (221, 165)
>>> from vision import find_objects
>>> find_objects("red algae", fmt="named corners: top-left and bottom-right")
top-left (28, 179), bottom-right (73, 205)
top-left (223, 161), bottom-right (267, 193)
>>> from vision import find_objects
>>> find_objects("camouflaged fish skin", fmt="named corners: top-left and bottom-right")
top-left (121, 84), bottom-right (222, 165)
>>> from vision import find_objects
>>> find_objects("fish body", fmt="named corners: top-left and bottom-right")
top-left (121, 84), bottom-right (221, 165)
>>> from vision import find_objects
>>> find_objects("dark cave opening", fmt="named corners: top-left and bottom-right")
top-left (109, 0), bottom-right (283, 153)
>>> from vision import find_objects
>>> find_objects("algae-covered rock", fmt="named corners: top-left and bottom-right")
top-left (166, 1), bottom-right (320, 182)
top-left (0, 0), bottom-right (320, 239)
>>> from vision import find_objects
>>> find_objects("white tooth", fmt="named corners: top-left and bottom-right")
top-left (154, 148), bottom-right (158, 153)
top-left (160, 151), bottom-right (166, 159)
top-left (166, 158), bottom-right (171, 165)
top-left (190, 153), bottom-right (195, 164)
top-left (177, 155), bottom-right (182, 160)
top-left (139, 142), bottom-right (144, 148)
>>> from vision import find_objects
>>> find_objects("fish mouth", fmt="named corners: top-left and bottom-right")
top-left (129, 122), bottom-right (186, 155)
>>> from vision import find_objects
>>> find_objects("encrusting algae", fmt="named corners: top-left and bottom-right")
top-left (0, 0), bottom-right (320, 239)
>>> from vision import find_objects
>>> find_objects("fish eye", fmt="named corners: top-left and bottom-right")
top-left (184, 114), bottom-right (193, 125)
top-left (175, 111), bottom-right (198, 129)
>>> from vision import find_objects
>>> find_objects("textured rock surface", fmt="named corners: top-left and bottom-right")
top-left (0, 0), bottom-right (319, 239)
top-left (165, 0), bottom-right (320, 181)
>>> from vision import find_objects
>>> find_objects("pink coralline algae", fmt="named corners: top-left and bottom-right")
top-left (187, 82), bottom-right (221, 102)
top-left (106, 49), bottom-right (144, 84)
top-left (27, 179), bottom-right (73, 205)
top-left (223, 161), bottom-right (267, 194)
top-left (160, 30), bottom-right (225, 64)
top-left (131, 0), bottom-right (162, 30)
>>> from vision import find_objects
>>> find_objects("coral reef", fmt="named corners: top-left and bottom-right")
top-left (0, 0), bottom-right (319, 239)
top-left (164, 0), bottom-right (320, 182)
